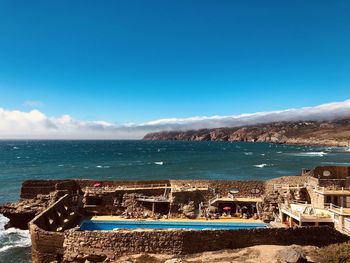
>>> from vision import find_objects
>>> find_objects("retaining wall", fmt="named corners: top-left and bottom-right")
top-left (62, 226), bottom-right (350, 262)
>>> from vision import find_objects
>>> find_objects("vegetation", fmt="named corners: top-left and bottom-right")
top-left (313, 242), bottom-right (350, 263)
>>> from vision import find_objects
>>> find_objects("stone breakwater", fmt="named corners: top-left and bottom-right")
top-left (143, 118), bottom-right (350, 147)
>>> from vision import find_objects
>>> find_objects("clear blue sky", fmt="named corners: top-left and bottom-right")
top-left (0, 0), bottom-right (349, 123)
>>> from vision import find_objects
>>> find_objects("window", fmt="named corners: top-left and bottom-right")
top-left (251, 188), bottom-right (260, 194)
top-left (323, 170), bottom-right (331, 177)
top-left (229, 188), bottom-right (240, 194)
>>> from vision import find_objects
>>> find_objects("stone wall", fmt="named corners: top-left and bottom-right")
top-left (308, 166), bottom-right (350, 188)
top-left (208, 180), bottom-right (265, 198)
top-left (312, 166), bottom-right (350, 180)
top-left (21, 180), bottom-right (79, 199)
top-left (30, 194), bottom-right (80, 263)
top-left (63, 229), bottom-right (184, 262)
top-left (264, 175), bottom-right (309, 193)
top-left (31, 224), bottom-right (65, 263)
top-left (63, 226), bottom-right (350, 262)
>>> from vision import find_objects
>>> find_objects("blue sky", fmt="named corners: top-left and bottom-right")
top-left (0, 0), bottom-right (350, 125)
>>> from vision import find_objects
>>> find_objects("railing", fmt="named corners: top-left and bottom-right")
top-left (281, 204), bottom-right (331, 220)
top-left (85, 183), bottom-right (171, 192)
top-left (136, 195), bottom-right (170, 202)
top-left (273, 183), bottom-right (306, 191)
top-left (343, 218), bottom-right (350, 235)
top-left (171, 185), bottom-right (209, 192)
top-left (314, 185), bottom-right (350, 193)
top-left (209, 194), bottom-right (220, 205)
top-left (328, 203), bottom-right (349, 214)
top-left (290, 200), bottom-right (308, 205)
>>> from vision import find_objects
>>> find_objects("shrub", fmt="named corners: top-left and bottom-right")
top-left (313, 242), bottom-right (350, 263)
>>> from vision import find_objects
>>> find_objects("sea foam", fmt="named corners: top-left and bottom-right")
top-left (0, 215), bottom-right (31, 253)
top-left (295, 152), bottom-right (328, 157)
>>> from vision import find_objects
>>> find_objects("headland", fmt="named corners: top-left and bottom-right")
top-left (143, 118), bottom-right (350, 147)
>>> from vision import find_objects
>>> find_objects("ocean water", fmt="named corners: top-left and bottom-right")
top-left (0, 140), bottom-right (349, 262)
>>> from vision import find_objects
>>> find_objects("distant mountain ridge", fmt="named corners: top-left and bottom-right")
top-left (143, 118), bottom-right (350, 147)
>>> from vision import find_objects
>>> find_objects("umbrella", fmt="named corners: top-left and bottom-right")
top-left (93, 183), bottom-right (102, 187)
top-left (223, 206), bottom-right (232, 211)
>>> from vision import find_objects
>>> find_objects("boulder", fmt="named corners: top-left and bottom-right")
top-left (276, 246), bottom-right (307, 263)
top-left (182, 201), bottom-right (197, 219)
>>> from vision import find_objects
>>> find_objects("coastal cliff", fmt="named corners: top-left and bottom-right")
top-left (143, 118), bottom-right (350, 147)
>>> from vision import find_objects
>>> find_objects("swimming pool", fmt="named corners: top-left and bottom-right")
top-left (80, 220), bottom-right (267, 231)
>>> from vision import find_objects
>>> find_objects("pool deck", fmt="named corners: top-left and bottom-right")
top-left (88, 215), bottom-right (264, 223)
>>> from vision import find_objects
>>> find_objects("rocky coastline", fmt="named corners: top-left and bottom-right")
top-left (143, 118), bottom-right (350, 147)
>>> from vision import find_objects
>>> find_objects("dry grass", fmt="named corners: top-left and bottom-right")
top-left (310, 242), bottom-right (350, 263)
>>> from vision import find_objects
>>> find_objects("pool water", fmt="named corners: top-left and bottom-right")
top-left (80, 220), bottom-right (267, 231)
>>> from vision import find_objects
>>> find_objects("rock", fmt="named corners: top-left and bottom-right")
top-left (276, 246), bottom-right (307, 263)
top-left (164, 258), bottom-right (186, 263)
top-left (181, 201), bottom-right (197, 219)
top-left (0, 192), bottom-right (59, 229)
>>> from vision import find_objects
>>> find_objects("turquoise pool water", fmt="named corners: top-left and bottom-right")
top-left (80, 220), bottom-right (267, 231)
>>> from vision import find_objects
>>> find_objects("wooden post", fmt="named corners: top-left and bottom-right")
top-left (152, 202), bottom-right (155, 217)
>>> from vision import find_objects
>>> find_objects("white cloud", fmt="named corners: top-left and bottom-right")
top-left (0, 99), bottom-right (350, 139)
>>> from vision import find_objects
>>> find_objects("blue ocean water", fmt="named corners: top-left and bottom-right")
top-left (1, 140), bottom-right (350, 204)
top-left (80, 220), bottom-right (267, 231)
top-left (0, 140), bottom-right (349, 262)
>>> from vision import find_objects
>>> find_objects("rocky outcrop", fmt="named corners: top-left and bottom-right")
top-left (143, 118), bottom-right (350, 147)
top-left (0, 192), bottom-right (59, 229)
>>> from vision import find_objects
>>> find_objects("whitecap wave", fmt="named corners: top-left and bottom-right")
top-left (244, 152), bottom-right (253, 155)
top-left (294, 152), bottom-right (328, 157)
top-left (154, 161), bottom-right (164, 165)
top-left (322, 162), bottom-right (350, 166)
top-left (0, 215), bottom-right (31, 253)
top-left (254, 163), bottom-right (269, 168)
top-left (96, 165), bottom-right (110, 169)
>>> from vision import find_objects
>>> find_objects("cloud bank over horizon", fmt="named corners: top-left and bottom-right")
top-left (1, 99), bottom-right (350, 139)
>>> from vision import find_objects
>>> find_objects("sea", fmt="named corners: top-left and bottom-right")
top-left (0, 140), bottom-right (350, 262)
